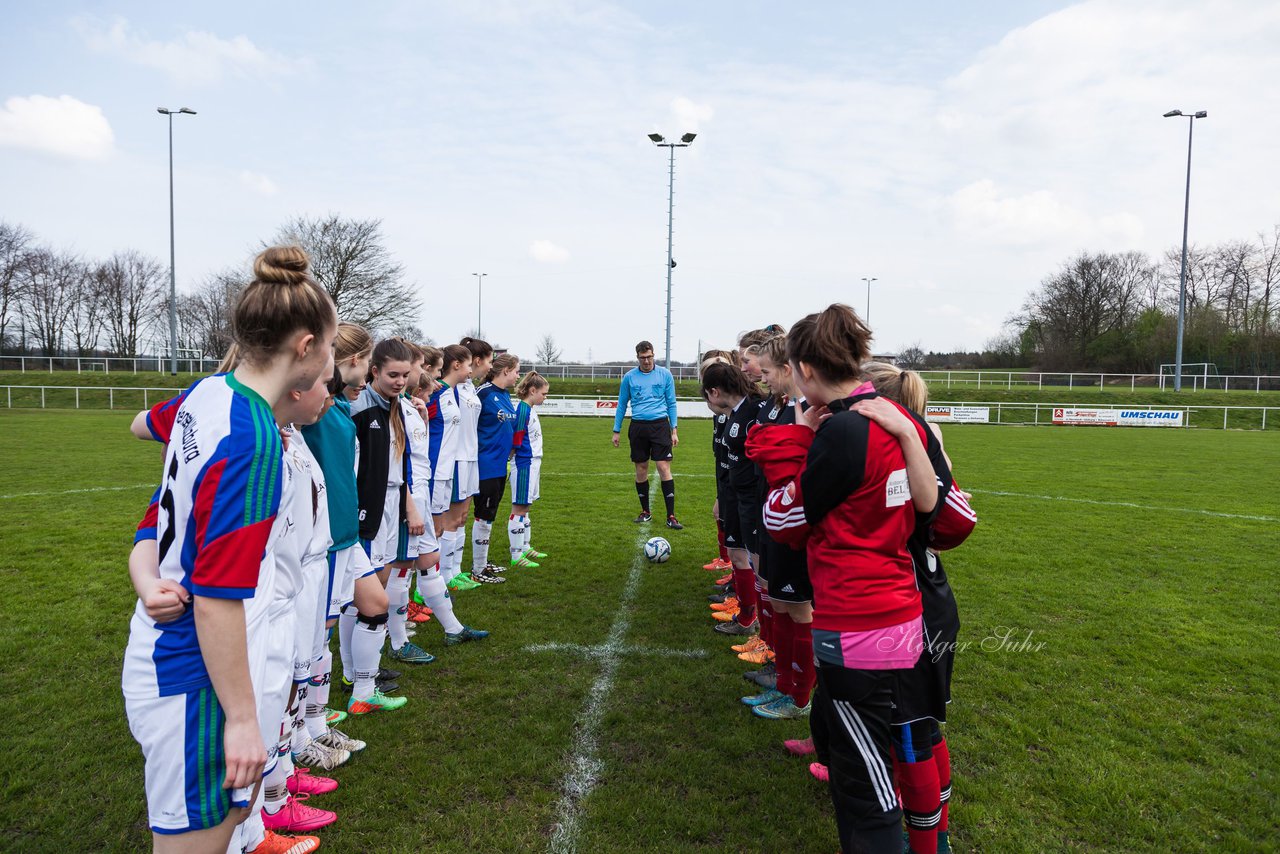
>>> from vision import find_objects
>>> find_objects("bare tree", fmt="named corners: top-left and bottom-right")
top-left (273, 215), bottom-right (420, 329)
top-left (387, 322), bottom-right (432, 344)
top-left (534, 333), bottom-right (563, 364)
top-left (21, 248), bottom-right (84, 354)
top-left (896, 342), bottom-right (925, 369)
top-left (175, 269), bottom-right (244, 358)
top-left (0, 222), bottom-right (34, 349)
top-left (1257, 226), bottom-right (1280, 337)
top-left (98, 250), bottom-right (165, 355)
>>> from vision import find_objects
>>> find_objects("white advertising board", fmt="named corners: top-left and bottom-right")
top-left (925, 405), bottom-right (991, 424)
top-left (1051, 408), bottom-right (1184, 427)
top-left (538, 398), bottom-right (715, 419)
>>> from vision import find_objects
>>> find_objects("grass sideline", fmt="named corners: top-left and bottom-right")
top-left (0, 412), bottom-right (1277, 851)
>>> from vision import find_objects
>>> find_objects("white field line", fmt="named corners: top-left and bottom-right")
top-left (546, 481), bottom-right (655, 854)
top-left (524, 641), bottom-right (708, 660)
top-left (968, 488), bottom-right (1278, 523)
top-left (0, 483), bottom-right (152, 500)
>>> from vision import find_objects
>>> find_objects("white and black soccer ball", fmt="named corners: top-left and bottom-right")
top-left (643, 536), bottom-right (671, 564)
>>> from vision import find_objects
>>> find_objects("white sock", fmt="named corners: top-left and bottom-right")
top-left (472, 519), bottom-right (493, 571)
top-left (525, 513), bottom-right (534, 552)
top-left (508, 514), bottom-right (527, 562)
top-left (439, 530), bottom-right (459, 582)
top-left (352, 615), bottom-right (386, 701)
top-left (240, 792), bottom-right (265, 853)
top-left (305, 647), bottom-right (331, 740)
top-left (338, 607), bottom-right (356, 677)
top-left (290, 682), bottom-right (310, 754)
top-left (418, 567), bottom-right (464, 634)
top-left (263, 717), bottom-right (291, 814)
top-left (387, 569), bottom-right (411, 650)
top-left (453, 526), bottom-right (468, 573)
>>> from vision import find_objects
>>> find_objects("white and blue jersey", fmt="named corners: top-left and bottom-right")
top-left (612, 365), bottom-right (678, 432)
top-left (427, 382), bottom-right (461, 490)
top-left (476, 382), bottom-right (517, 480)
top-left (123, 373), bottom-right (287, 701)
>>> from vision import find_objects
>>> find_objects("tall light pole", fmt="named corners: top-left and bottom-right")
top-left (861, 276), bottom-right (878, 326)
top-left (157, 107), bottom-right (196, 375)
top-left (472, 272), bottom-right (487, 338)
top-left (648, 132), bottom-right (697, 370)
top-left (1163, 109), bottom-right (1207, 392)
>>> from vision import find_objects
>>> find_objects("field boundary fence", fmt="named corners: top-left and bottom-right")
top-left (4, 354), bottom-right (1280, 392)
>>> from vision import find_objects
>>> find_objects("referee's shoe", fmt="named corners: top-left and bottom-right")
top-left (665, 515), bottom-right (684, 530)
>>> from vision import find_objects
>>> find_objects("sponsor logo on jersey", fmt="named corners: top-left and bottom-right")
top-left (885, 468), bottom-right (911, 507)
top-left (729, 423), bottom-right (740, 437)
top-left (370, 421), bottom-right (381, 430)
top-left (769, 406), bottom-right (780, 420)
top-left (176, 410), bottom-right (200, 463)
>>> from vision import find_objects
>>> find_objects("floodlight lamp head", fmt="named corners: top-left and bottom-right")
top-left (1193, 110), bottom-right (1207, 118)
top-left (648, 133), bottom-right (665, 143)
top-left (680, 132), bottom-right (697, 143)
top-left (1163, 110), bottom-right (1183, 118)
top-left (157, 107), bottom-right (170, 115)
top-left (179, 108), bottom-right (197, 115)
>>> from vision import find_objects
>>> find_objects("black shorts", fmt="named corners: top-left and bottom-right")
top-left (628, 419), bottom-right (673, 463)
top-left (723, 493), bottom-right (760, 554)
top-left (894, 552), bottom-right (960, 724)
top-left (761, 535), bottom-right (812, 603)
top-left (473, 476), bottom-right (507, 523)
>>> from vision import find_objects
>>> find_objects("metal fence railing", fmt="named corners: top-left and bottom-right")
top-left (5, 387), bottom-right (1277, 431)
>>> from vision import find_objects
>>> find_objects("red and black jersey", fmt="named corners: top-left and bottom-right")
top-left (753, 390), bottom-right (949, 634)
top-left (711, 413), bottom-right (730, 496)
top-left (717, 395), bottom-right (764, 496)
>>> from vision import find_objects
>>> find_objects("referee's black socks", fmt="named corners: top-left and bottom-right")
top-left (661, 479), bottom-right (676, 517)
top-left (636, 480), bottom-right (650, 512)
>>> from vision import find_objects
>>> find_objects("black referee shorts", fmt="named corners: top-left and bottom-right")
top-left (628, 418), bottom-right (673, 463)
top-left (473, 476), bottom-right (507, 523)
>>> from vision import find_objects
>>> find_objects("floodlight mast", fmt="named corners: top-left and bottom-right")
top-left (649, 131), bottom-right (697, 370)
top-left (1163, 108), bottom-right (1207, 392)
top-left (157, 107), bottom-right (198, 375)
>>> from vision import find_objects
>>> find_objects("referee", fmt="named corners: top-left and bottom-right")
top-left (611, 340), bottom-right (683, 529)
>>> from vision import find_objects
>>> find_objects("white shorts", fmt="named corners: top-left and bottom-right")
top-left (295, 556), bottom-right (327, 681)
top-left (452, 460), bottom-right (480, 502)
top-left (430, 477), bottom-right (454, 515)
top-left (363, 485), bottom-right (405, 567)
top-left (410, 492), bottom-right (440, 557)
top-left (125, 687), bottom-right (255, 834)
top-left (326, 545), bottom-right (367, 619)
top-left (510, 459), bottom-right (541, 505)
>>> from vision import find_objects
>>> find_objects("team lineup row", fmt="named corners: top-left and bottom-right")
top-left (670, 314), bottom-right (977, 854)
top-left (120, 245), bottom-right (553, 854)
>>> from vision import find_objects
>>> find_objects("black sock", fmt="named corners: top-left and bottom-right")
top-left (636, 481), bottom-right (650, 512)
top-left (662, 479), bottom-right (676, 516)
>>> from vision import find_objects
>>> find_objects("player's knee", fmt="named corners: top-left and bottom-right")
top-left (356, 610), bottom-right (388, 628)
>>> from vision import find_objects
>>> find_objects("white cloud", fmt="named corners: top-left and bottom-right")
top-left (529, 239), bottom-right (570, 263)
top-left (670, 96), bottom-right (714, 132)
top-left (946, 180), bottom-right (1144, 247)
top-left (239, 171), bottom-right (279, 196)
top-left (0, 95), bottom-right (113, 160)
top-left (74, 17), bottom-right (300, 85)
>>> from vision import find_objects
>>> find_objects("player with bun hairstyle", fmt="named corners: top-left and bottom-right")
top-left (509, 370), bottom-right (550, 567)
top-left (346, 337), bottom-right (418, 710)
top-left (470, 353), bottom-right (522, 581)
top-left (700, 362), bottom-right (766, 647)
top-left (122, 246), bottom-right (336, 854)
top-left (753, 303), bottom-right (946, 854)
top-left (856, 361), bottom-right (976, 854)
top-left (741, 334), bottom-right (817, 722)
top-left (428, 344), bottom-right (477, 591)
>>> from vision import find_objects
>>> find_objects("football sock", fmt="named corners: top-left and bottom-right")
top-left (439, 530), bottom-right (459, 581)
top-left (352, 611), bottom-right (387, 702)
top-left (524, 513), bottom-right (534, 552)
top-left (240, 792), bottom-right (265, 853)
top-left (263, 717), bottom-right (291, 815)
top-left (716, 520), bottom-right (728, 563)
top-left (756, 578), bottom-right (773, 649)
top-left (773, 610), bottom-right (795, 699)
top-left (387, 568), bottom-right (411, 649)
top-left (893, 723), bottom-right (941, 854)
top-left (452, 526), bottom-right (467, 575)
top-left (932, 726), bottom-right (952, 833)
top-left (508, 514), bottom-right (527, 561)
top-left (636, 480), bottom-right (650, 512)
top-left (290, 681), bottom-right (310, 753)
top-left (418, 567), bottom-right (465, 634)
top-left (338, 606), bottom-right (356, 676)
top-left (732, 563), bottom-right (758, 626)
top-left (661, 478), bottom-right (676, 516)
top-left (793, 618), bottom-right (816, 705)
top-left (305, 647), bottom-right (332, 740)
top-left (472, 519), bottom-right (493, 571)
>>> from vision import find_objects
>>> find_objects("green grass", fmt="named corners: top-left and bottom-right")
top-left (0, 413), bottom-right (1277, 851)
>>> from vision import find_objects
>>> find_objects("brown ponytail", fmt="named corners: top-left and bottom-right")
top-left (233, 245), bottom-right (336, 365)
top-left (515, 370), bottom-right (549, 398)
top-left (460, 336), bottom-right (493, 360)
top-left (700, 361), bottom-right (756, 400)
top-left (441, 343), bottom-right (472, 379)
top-left (786, 303), bottom-right (871, 384)
top-left (484, 353), bottom-right (520, 385)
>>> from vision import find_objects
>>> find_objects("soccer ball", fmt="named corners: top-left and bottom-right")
top-left (643, 536), bottom-right (671, 563)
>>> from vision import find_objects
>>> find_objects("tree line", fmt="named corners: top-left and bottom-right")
top-left (0, 215), bottom-right (422, 358)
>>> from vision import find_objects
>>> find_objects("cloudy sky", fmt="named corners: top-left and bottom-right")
top-left (3, 1), bottom-right (1277, 361)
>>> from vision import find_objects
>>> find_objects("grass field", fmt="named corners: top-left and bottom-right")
top-left (1, 411), bottom-right (1277, 852)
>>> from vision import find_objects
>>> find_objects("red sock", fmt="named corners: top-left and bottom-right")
top-left (897, 757), bottom-right (941, 854)
top-left (732, 565), bottom-right (757, 625)
top-left (757, 586), bottom-right (774, 649)
top-left (772, 611), bottom-right (794, 696)
top-left (933, 734), bottom-right (951, 832)
top-left (792, 620), bottom-right (815, 706)
top-left (716, 521), bottom-right (728, 563)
